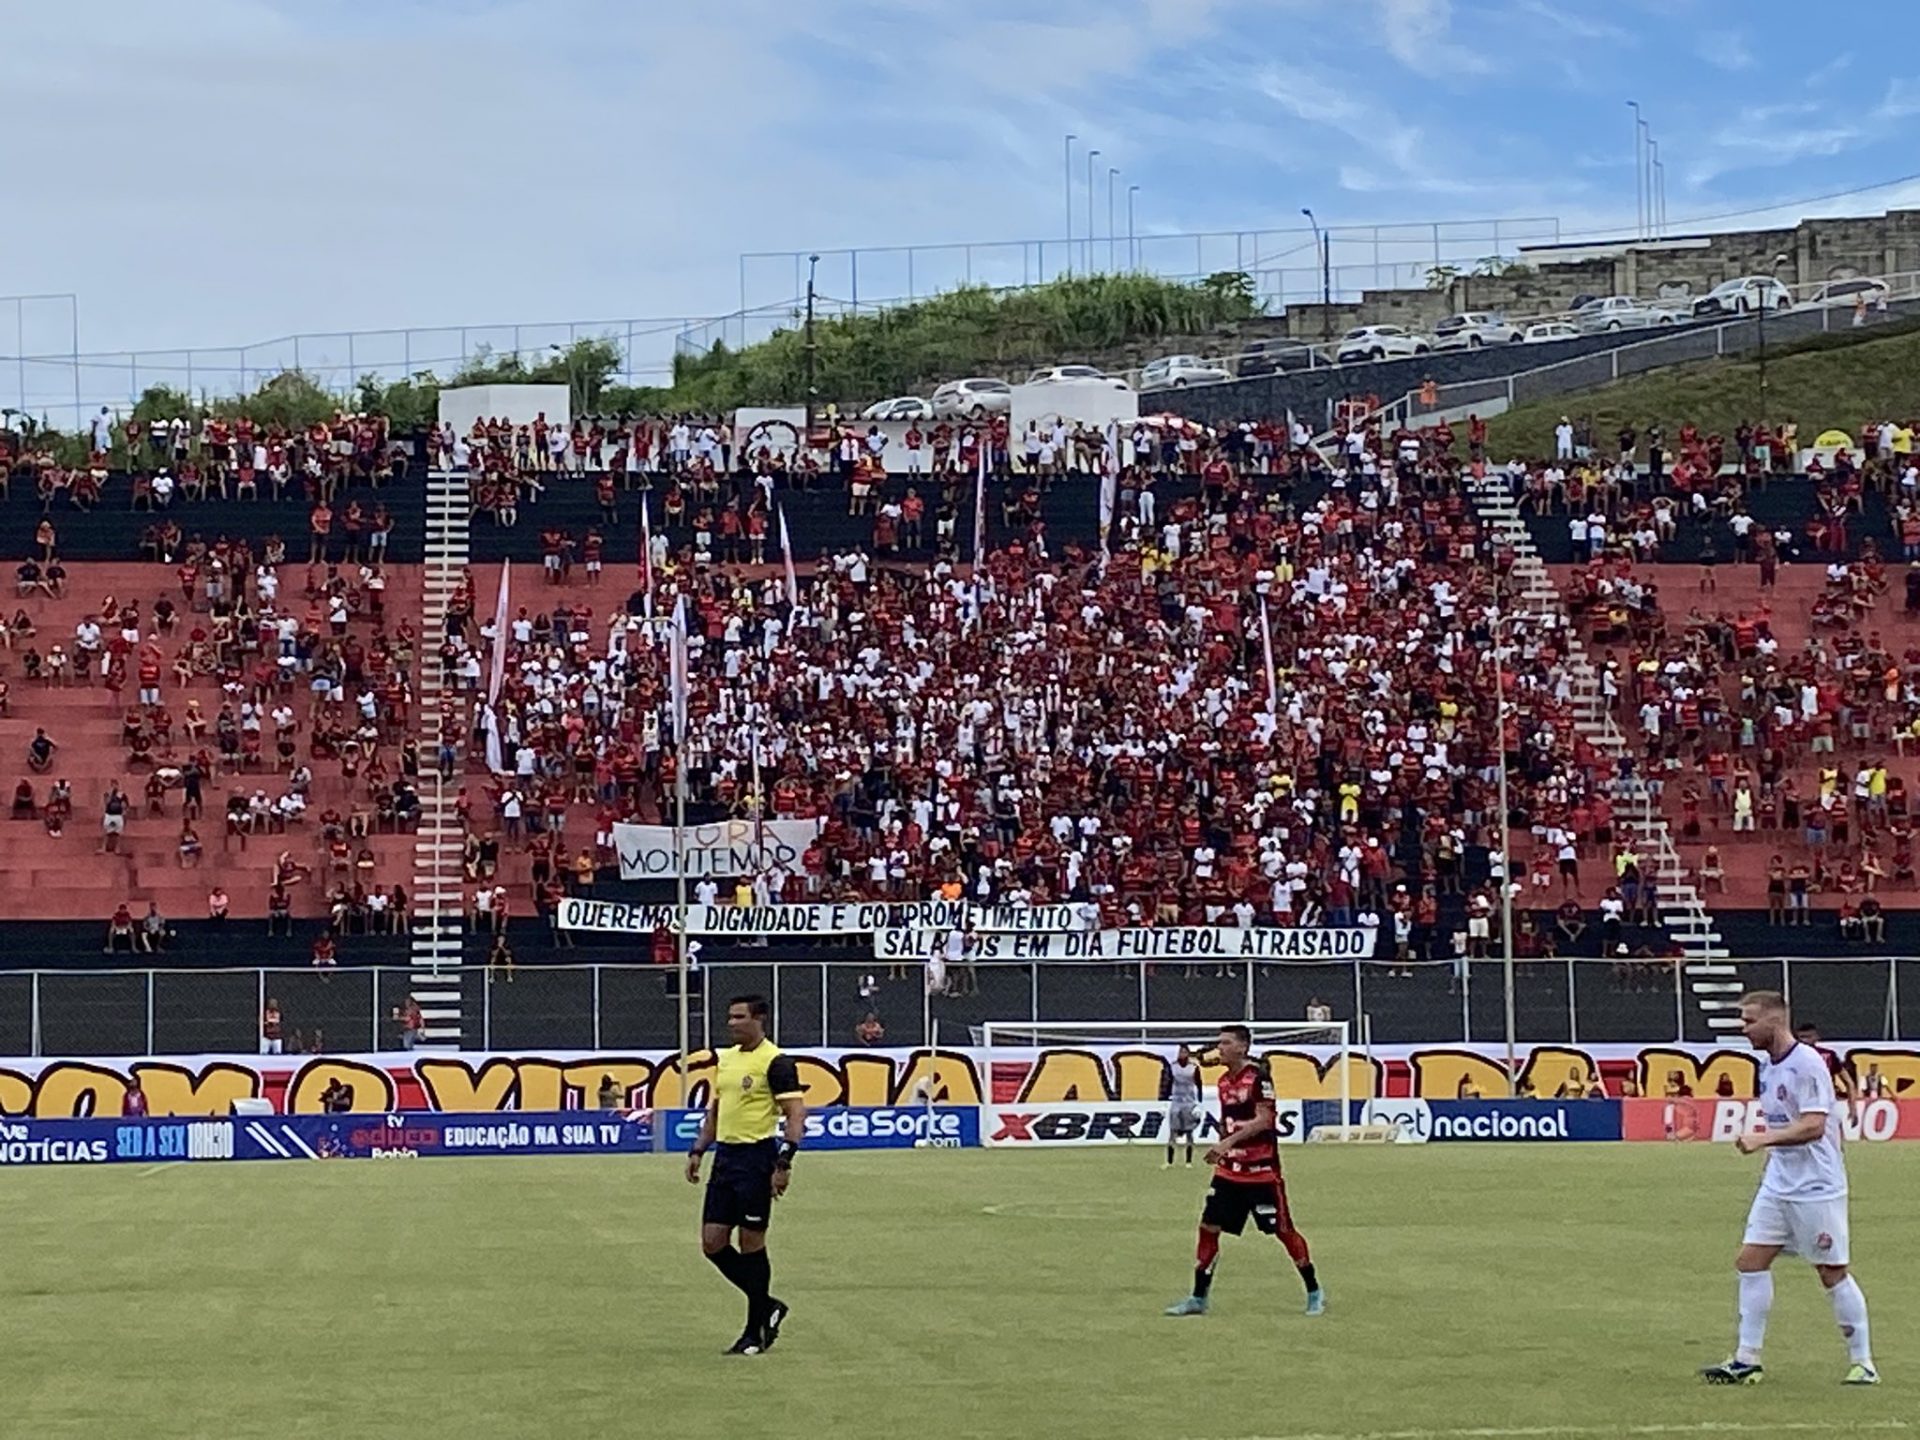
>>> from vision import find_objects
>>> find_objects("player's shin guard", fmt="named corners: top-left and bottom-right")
top-left (1736, 1270), bottom-right (1774, 1365)
top-left (1278, 1227), bottom-right (1318, 1294)
top-left (1827, 1275), bottom-right (1873, 1367)
top-left (1193, 1229), bottom-right (1220, 1299)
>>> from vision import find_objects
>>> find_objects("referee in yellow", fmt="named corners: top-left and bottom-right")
top-left (686, 994), bottom-right (807, 1355)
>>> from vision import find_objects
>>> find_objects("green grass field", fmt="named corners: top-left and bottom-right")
top-left (1482, 315), bottom-right (1920, 461)
top-left (5, 1145), bottom-right (1913, 1440)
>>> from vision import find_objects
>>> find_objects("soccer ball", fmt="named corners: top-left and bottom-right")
top-left (913, 1138), bottom-right (930, 1149)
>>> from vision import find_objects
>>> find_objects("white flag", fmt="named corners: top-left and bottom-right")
top-left (778, 505), bottom-right (799, 608)
top-left (972, 433), bottom-right (989, 573)
top-left (487, 560), bottom-right (511, 705)
top-left (638, 497), bottom-right (655, 619)
top-left (1259, 597), bottom-right (1278, 714)
top-left (668, 594), bottom-right (690, 743)
top-left (1098, 420), bottom-right (1119, 553)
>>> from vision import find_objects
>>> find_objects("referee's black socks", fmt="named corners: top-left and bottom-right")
top-left (737, 1248), bottom-right (773, 1325)
top-left (707, 1245), bottom-right (751, 1294)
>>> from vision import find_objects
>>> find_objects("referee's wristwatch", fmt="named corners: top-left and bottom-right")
top-left (774, 1139), bottom-right (798, 1170)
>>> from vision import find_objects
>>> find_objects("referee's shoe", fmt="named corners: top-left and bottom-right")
top-left (761, 1299), bottom-right (790, 1351)
top-left (724, 1300), bottom-right (789, 1356)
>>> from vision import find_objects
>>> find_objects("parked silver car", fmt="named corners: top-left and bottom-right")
top-left (1432, 312), bottom-right (1524, 349)
top-left (860, 395), bottom-right (933, 421)
top-left (1573, 296), bottom-right (1677, 333)
top-left (930, 377), bottom-right (1014, 419)
top-left (1138, 355), bottom-right (1233, 391)
top-left (1334, 325), bottom-right (1431, 363)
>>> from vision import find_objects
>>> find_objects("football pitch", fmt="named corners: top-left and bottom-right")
top-left (4, 1145), bottom-right (1913, 1440)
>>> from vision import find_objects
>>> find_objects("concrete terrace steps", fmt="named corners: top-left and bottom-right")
top-left (1463, 474), bottom-right (1740, 1037)
top-left (408, 468), bottom-right (473, 1046)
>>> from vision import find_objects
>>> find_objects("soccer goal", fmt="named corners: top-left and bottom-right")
top-left (973, 1021), bottom-right (1362, 1144)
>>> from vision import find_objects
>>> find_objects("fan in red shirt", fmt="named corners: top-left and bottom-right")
top-left (1164, 1024), bottom-right (1324, 1317)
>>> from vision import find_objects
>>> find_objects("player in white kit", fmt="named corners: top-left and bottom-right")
top-left (1700, 991), bottom-right (1879, 1387)
top-left (1165, 1045), bottom-right (1203, 1168)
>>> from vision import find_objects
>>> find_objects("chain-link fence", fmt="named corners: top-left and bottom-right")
top-left (1, 317), bottom-right (707, 434)
top-left (3, 957), bottom-right (1912, 1055)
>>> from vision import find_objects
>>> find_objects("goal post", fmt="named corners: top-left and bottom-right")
top-left (974, 1021), bottom-right (1363, 1144)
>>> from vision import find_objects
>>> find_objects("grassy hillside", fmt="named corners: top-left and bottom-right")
top-left (1483, 317), bottom-right (1920, 459)
top-left (671, 271), bottom-right (1269, 410)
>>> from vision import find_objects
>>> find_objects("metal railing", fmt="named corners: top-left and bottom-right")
top-left (734, 217), bottom-right (1564, 322)
top-left (1406, 282), bottom-right (1920, 428)
top-left (2, 956), bottom-right (1910, 1057)
top-left (0, 315), bottom-right (713, 434)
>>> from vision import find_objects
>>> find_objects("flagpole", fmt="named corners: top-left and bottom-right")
top-left (675, 729), bottom-right (690, 1092)
top-left (668, 596), bottom-right (691, 1096)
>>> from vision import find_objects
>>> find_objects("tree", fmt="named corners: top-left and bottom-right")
top-left (355, 371), bottom-right (442, 432)
top-left (1426, 265), bottom-right (1460, 292)
top-left (1198, 270), bottom-right (1256, 309)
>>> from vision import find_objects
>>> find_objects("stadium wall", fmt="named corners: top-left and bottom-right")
top-left (2, 1042), bottom-right (1918, 1118)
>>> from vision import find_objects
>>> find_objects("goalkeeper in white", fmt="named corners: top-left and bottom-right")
top-left (1700, 990), bottom-right (1878, 1387)
top-left (1165, 1045), bottom-right (1202, 1168)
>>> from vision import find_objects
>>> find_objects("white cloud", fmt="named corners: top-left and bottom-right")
top-left (1376, 0), bottom-right (1493, 76)
top-left (1512, 0), bottom-right (1631, 44)
top-left (2, 0), bottom-right (1258, 365)
top-left (1696, 27), bottom-right (1755, 71)
top-left (1878, 77), bottom-right (1920, 119)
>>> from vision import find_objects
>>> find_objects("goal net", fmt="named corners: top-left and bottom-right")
top-left (973, 1021), bottom-right (1357, 1144)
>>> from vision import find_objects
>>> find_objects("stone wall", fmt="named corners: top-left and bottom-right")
top-left (1289, 208), bottom-right (1920, 331)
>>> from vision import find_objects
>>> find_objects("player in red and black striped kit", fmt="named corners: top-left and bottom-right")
top-left (1164, 1024), bottom-right (1325, 1317)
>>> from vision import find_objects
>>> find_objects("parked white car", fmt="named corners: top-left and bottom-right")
top-left (1431, 312), bottom-right (1524, 349)
top-left (1026, 363), bottom-right (1131, 390)
top-left (930, 378), bottom-right (1014, 419)
top-left (860, 395), bottom-right (932, 421)
top-left (1805, 276), bottom-right (1889, 310)
top-left (1522, 321), bottom-right (1580, 343)
top-left (1334, 325), bottom-right (1431, 363)
top-left (1573, 296), bottom-right (1676, 333)
top-left (1138, 355), bottom-right (1233, 391)
top-left (1692, 276), bottom-right (1794, 318)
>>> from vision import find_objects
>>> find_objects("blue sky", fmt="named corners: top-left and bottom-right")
top-left (5, 0), bottom-right (1919, 370)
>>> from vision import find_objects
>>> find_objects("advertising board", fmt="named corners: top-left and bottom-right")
top-left (0, 1111), bottom-right (657, 1165)
top-left (981, 1099), bottom-right (1306, 1148)
top-left (1622, 1098), bottom-right (1920, 1143)
top-left (1, 1044), bottom-right (1915, 1119)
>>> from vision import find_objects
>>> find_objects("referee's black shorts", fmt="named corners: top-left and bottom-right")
top-left (703, 1139), bottom-right (778, 1231)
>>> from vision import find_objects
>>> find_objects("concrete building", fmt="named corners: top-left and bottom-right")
top-left (1279, 208), bottom-right (1920, 338)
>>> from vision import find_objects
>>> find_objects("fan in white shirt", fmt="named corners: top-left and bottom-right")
top-left (1701, 990), bottom-right (1877, 1386)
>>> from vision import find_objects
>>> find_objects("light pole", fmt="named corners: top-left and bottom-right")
top-left (1107, 167), bottom-right (1119, 272)
top-left (1064, 134), bottom-right (1076, 277)
top-left (1127, 184), bottom-right (1139, 270)
top-left (1757, 250), bottom-right (1790, 415)
top-left (1627, 100), bottom-right (1643, 239)
top-left (803, 254), bottom-right (820, 438)
top-left (1302, 208), bottom-right (1331, 343)
top-left (1647, 139), bottom-right (1661, 238)
top-left (1086, 149), bottom-right (1100, 274)
top-left (1637, 116), bottom-right (1651, 238)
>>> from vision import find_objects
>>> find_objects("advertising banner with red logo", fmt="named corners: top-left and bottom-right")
top-left (1622, 1098), bottom-right (1920, 1143)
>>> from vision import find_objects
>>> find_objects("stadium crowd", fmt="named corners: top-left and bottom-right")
top-left (10, 392), bottom-right (1919, 958)
top-left (447, 406), bottom-right (1673, 972)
